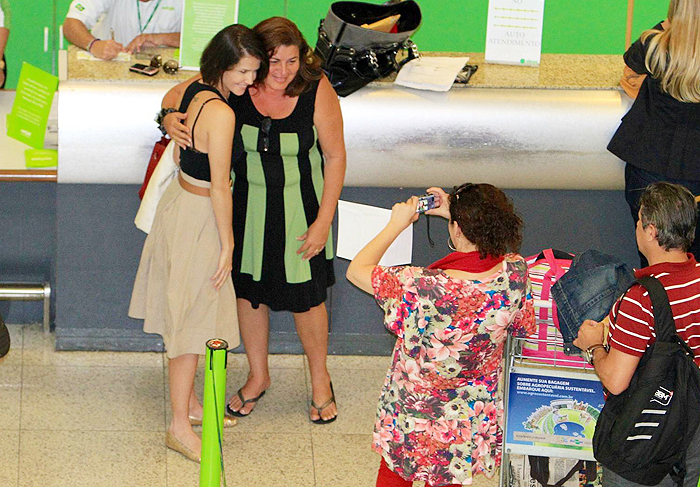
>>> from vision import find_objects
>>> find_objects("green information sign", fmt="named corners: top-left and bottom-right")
top-left (25, 149), bottom-right (58, 168)
top-left (179, 0), bottom-right (238, 70)
top-left (7, 63), bottom-right (58, 149)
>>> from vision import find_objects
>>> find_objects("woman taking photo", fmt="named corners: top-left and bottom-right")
top-left (347, 184), bottom-right (535, 487)
top-left (161, 17), bottom-right (346, 423)
top-left (608, 0), bottom-right (700, 264)
top-left (129, 25), bottom-right (266, 461)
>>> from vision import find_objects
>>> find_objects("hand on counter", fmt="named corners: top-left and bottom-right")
top-left (164, 111), bottom-right (191, 149)
top-left (125, 34), bottom-right (159, 54)
top-left (91, 40), bottom-right (124, 60)
top-left (125, 33), bottom-right (181, 54)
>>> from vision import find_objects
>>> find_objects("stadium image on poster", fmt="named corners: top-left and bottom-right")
top-left (505, 368), bottom-right (605, 460)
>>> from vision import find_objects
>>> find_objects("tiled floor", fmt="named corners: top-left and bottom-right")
top-left (0, 323), bottom-right (411, 487)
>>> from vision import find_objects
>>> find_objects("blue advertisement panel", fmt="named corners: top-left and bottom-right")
top-left (506, 368), bottom-right (605, 460)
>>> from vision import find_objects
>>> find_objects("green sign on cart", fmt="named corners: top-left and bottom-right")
top-left (7, 63), bottom-right (58, 149)
top-left (179, 0), bottom-right (237, 70)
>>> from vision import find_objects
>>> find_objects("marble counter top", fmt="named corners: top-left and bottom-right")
top-left (65, 45), bottom-right (196, 83)
top-left (66, 45), bottom-right (625, 90)
top-left (387, 52), bottom-right (625, 90)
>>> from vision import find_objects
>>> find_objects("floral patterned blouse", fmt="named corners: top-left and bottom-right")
top-left (371, 254), bottom-right (535, 486)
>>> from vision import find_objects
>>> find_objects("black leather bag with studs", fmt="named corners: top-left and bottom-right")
top-left (315, 1), bottom-right (421, 97)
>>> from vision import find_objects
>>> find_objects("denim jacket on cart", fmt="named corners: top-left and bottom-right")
top-left (551, 249), bottom-right (635, 355)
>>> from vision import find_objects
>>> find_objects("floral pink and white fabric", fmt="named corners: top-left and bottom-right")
top-left (371, 254), bottom-right (535, 486)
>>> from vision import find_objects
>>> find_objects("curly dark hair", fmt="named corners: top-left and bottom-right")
top-left (448, 183), bottom-right (523, 258)
top-left (253, 17), bottom-right (323, 97)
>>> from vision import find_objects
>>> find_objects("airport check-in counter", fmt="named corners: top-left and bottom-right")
top-left (4, 47), bottom-right (636, 353)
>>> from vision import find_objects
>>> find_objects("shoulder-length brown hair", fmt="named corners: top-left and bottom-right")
top-left (253, 17), bottom-right (323, 97)
top-left (448, 183), bottom-right (523, 258)
top-left (200, 24), bottom-right (267, 88)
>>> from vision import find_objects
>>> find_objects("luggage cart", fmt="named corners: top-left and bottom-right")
top-left (500, 299), bottom-right (605, 487)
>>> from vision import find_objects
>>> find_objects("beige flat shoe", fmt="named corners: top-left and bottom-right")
top-left (188, 414), bottom-right (238, 428)
top-left (165, 430), bottom-right (201, 463)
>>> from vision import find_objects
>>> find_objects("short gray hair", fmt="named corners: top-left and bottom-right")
top-left (639, 182), bottom-right (698, 252)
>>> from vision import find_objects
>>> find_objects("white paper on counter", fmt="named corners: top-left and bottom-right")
top-left (76, 51), bottom-right (132, 62)
top-left (394, 56), bottom-right (470, 92)
top-left (485, 0), bottom-right (545, 66)
top-left (336, 200), bottom-right (413, 266)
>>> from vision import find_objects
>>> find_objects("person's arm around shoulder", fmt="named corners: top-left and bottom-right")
top-left (64, 0), bottom-right (123, 60)
top-left (198, 99), bottom-right (235, 290)
top-left (161, 75), bottom-right (203, 149)
top-left (347, 197), bottom-right (419, 294)
top-left (297, 75), bottom-right (347, 260)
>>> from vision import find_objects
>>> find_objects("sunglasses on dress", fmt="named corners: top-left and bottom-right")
top-left (260, 116), bottom-right (272, 153)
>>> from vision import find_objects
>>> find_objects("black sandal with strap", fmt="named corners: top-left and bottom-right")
top-left (310, 382), bottom-right (337, 424)
top-left (226, 388), bottom-right (266, 417)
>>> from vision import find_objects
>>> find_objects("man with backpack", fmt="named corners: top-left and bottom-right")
top-left (574, 182), bottom-right (700, 487)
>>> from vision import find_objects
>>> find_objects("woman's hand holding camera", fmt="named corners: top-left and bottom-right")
top-left (424, 187), bottom-right (450, 219)
top-left (389, 197), bottom-right (420, 230)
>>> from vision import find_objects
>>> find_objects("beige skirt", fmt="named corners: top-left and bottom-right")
top-left (129, 177), bottom-right (239, 358)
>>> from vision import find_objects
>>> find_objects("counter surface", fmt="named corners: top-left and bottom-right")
top-left (380, 52), bottom-right (625, 90)
top-left (66, 46), bottom-right (197, 83)
top-left (58, 47), bottom-right (629, 189)
top-left (65, 45), bottom-right (624, 90)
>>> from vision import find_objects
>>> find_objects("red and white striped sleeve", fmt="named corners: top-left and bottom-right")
top-left (608, 284), bottom-right (655, 357)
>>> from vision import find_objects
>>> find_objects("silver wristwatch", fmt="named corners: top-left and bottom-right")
top-left (584, 344), bottom-right (607, 366)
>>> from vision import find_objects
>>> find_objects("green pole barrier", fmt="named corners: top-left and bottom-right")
top-left (200, 339), bottom-right (228, 487)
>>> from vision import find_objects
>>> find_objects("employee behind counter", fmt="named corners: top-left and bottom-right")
top-left (64, 0), bottom-right (182, 60)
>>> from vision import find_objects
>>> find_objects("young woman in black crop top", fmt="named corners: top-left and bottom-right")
top-left (129, 25), bottom-right (266, 462)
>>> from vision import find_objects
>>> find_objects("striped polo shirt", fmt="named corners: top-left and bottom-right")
top-left (608, 254), bottom-right (700, 366)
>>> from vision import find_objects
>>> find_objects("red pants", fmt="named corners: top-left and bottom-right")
top-left (376, 458), bottom-right (462, 487)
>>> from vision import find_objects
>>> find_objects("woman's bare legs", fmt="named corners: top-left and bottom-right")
top-left (168, 354), bottom-right (201, 455)
top-left (294, 302), bottom-right (337, 422)
top-left (227, 298), bottom-right (271, 415)
top-left (188, 388), bottom-right (203, 419)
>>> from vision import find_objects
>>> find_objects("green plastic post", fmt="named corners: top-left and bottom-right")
top-left (200, 339), bottom-right (228, 487)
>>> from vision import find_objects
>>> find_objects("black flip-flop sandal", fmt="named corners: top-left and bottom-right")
top-left (310, 382), bottom-right (337, 425)
top-left (226, 388), bottom-right (266, 417)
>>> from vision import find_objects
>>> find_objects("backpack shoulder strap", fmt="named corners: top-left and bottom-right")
top-left (636, 276), bottom-right (676, 343)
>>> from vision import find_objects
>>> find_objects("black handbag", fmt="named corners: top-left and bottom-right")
top-left (0, 311), bottom-right (9, 359)
top-left (315, 0), bottom-right (422, 97)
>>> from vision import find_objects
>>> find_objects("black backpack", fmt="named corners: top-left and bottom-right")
top-left (593, 276), bottom-right (700, 485)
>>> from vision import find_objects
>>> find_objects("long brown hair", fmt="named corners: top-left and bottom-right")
top-left (253, 17), bottom-right (322, 97)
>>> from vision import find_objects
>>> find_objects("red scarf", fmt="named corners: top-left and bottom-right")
top-left (427, 251), bottom-right (504, 273)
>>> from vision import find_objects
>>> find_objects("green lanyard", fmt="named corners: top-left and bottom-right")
top-left (136, 0), bottom-right (164, 34)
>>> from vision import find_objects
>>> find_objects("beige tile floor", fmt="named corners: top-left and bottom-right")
top-left (0, 323), bottom-right (421, 487)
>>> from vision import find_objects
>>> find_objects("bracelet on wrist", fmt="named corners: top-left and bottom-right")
top-left (86, 38), bottom-right (100, 53)
top-left (155, 108), bottom-right (179, 136)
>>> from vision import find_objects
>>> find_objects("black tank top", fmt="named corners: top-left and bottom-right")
top-left (178, 82), bottom-right (227, 182)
